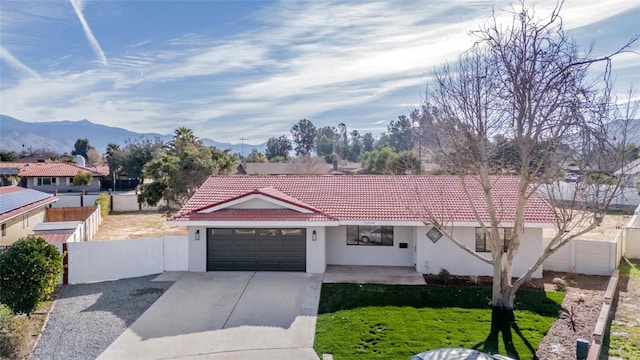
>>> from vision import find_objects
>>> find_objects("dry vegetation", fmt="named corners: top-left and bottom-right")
top-left (543, 212), bottom-right (632, 243)
top-left (94, 211), bottom-right (187, 240)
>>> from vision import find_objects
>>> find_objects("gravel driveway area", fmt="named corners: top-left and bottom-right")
top-left (33, 275), bottom-right (174, 360)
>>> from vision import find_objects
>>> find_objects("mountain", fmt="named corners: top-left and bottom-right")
top-left (0, 115), bottom-right (265, 155)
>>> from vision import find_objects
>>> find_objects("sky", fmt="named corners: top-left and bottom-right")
top-left (1, 0), bottom-right (639, 145)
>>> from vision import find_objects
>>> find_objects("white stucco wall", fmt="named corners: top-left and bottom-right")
top-left (306, 227), bottom-right (326, 273)
top-left (228, 198), bottom-right (286, 209)
top-left (415, 226), bottom-right (544, 278)
top-left (326, 226), bottom-right (415, 267)
top-left (188, 226), bottom-right (207, 271)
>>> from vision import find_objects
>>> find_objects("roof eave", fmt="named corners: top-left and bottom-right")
top-left (168, 220), bottom-right (340, 227)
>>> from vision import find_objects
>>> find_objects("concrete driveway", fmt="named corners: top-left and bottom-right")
top-left (98, 272), bottom-right (323, 360)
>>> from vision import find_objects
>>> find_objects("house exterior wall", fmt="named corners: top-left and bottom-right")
top-left (188, 226), bottom-right (207, 271)
top-left (326, 225), bottom-right (415, 267)
top-left (1, 207), bottom-right (47, 246)
top-left (229, 198), bottom-right (288, 209)
top-left (306, 227), bottom-right (326, 273)
top-left (415, 226), bottom-right (544, 278)
top-left (25, 177), bottom-right (101, 193)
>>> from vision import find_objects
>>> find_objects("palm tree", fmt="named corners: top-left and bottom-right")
top-left (169, 127), bottom-right (201, 153)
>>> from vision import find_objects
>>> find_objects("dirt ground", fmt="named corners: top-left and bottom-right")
top-left (535, 272), bottom-right (610, 360)
top-left (543, 212), bottom-right (631, 242)
top-left (93, 212), bottom-right (187, 240)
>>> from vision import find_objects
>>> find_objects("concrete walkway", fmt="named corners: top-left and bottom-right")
top-left (323, 265), bottom-right (426, 285)
top-left (98, 272), bottom-right (323, 360)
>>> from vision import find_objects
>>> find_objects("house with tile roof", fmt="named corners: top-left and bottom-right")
top-left (0, 162), bottom-right (104, 193)
top-left (0, 186), bottom-right (58, 246)
top-left (170, 175), bottom-right (558, 277)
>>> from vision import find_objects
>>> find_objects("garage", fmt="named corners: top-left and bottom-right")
top-left (207, 228), bottom-right (306, 271)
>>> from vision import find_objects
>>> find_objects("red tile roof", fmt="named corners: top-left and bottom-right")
top-left (181, 209), bottom-right (335, 222)
top-left (0, 162), bottom-right (103, 177)
top-left (0, 186), bottom-right (22, 195)
top-left (171, 175), bottom-right (558, 224)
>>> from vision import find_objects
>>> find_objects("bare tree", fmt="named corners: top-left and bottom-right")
top-left (423, 1), bottom-right (638, 355)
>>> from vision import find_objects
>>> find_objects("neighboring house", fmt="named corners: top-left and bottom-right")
top-left (0, 162), bottom-right (103, 193)
top-left (237, 159), bottom-right (361, 175)
top-left (169, 175), bottom-right (557, 278)
top-left (0, 186), bottom-right (58, 246)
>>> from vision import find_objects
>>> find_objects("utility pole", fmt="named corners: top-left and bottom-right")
top-left (240, 137), bottom-right (247, 158)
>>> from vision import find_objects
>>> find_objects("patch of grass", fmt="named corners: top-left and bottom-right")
top-left (314, 284), bottom-right (564, 360)
top-left (607, 321), bottom-right (640, 358)
top-left (606, 257), bottom-right (640, 359)
top-left (618, 257), bottom-right (640, 280)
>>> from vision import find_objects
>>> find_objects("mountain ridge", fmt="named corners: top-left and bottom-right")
top-left (0, 115), bottom-right (265, 155)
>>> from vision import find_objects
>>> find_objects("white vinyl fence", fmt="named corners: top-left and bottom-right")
top-left (624, 208), bottom-right (640, 259)
top-left (543, 238), bottom-right (619, 276)
top-left (66, 236), bottom-right (188, 284)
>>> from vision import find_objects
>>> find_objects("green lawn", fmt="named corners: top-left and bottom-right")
top-left (606, 258), bottom-right (640, 359)
top-left (314, 284), bottom-right (564, 360)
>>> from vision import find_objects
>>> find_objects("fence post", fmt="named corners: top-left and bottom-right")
top-left (62, 242), bottom-right (69, 285)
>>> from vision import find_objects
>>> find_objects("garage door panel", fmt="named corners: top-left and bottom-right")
top-left (207, 228), bottom-right (306, 271)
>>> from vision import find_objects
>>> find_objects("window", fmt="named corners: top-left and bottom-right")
top-left (347, 225), bottom-right (393, 246)
top-left (475, 227), bottom-right (512, 252)
top-left (37, 177), bottom-right (57, 186)
top-left (1, 224), bottom-right (5, 237)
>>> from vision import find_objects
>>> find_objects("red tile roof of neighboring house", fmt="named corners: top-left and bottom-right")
top-left (0, 186), bottom-right (22, 195)
top-left (171, 175), bottom-right (558, 224)
top-left (0, 162), bottom-right (104, 177)
top-left (0, 186), bottom-right (58, 223)
top-left (18, 162), bottom-right (103, 177)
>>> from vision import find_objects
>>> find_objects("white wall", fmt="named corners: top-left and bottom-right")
top-left (163, 236), bottom-right (189, 271)
top-left (188, 227), bottom-right (207, 271)
top-left (544, 238), bottom-right (620, 276)
top-left (326, 226), bottom-right (415, 267)
top-left (67, 236), bottom-right (187, 284)
top-left (416, 226), bottom-right (544, 278)
top-left (625, 227), bottom-right (640, 259)
top-left (306, 227), bottom-right (326, 273)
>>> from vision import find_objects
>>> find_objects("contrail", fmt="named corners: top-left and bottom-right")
top-left (0, 46), bottom-right (40, 78)
top-left (69, 0), bottom-right (108, 65)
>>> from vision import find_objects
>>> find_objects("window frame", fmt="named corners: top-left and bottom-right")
top-left (475, 227), bottom-right (512, 253)
top-left (1, 223), bottom-right (6, 237)
top-left (37, 177), bottom-right (57, 186)
top-left (346, 225), bottom-right (394, 246)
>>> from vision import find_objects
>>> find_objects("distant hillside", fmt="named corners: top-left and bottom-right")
top-left (0, 115), bottom-right (265, 155)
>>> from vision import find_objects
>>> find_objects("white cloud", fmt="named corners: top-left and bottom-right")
top-left (0, 46), bottom-right (40, 78)
top-left (69, 0), bottom-right (108, 66)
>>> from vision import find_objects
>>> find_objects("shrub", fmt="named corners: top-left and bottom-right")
top-left (0, 315), bottom-right (31, 359)
top-left (73, 171), bottom-right (93, 187)
top-left (438, 268), bottom-right (452, 284)
top-left (95, 193), bottom-right (110, 219)
top-left (0, 237), bottom-right (64, 315)
top-left (552, 277), bottom-right (568, 292)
